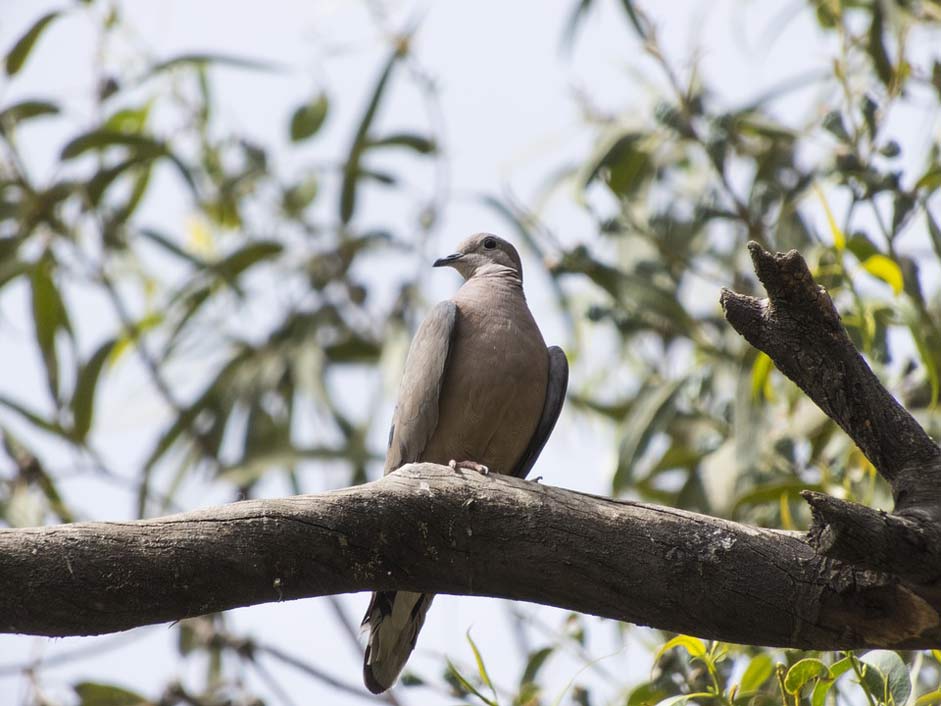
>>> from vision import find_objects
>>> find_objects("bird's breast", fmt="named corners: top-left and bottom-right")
top-left (421, 281), bottom-right (549, 474)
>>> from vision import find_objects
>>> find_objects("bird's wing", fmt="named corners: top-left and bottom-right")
top-left (384, 300), bottom-right (458, 474)
top-left (511, 345), bottom-right (568, 478)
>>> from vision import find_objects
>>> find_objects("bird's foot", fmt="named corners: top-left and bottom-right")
top-left (448, 459), bottom-right (490, 475)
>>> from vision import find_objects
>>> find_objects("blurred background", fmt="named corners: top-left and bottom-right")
top-left (2, 0), bottom-right (941, 704)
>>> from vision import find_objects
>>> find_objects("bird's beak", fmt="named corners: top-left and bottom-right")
top-left (433, 253), bottom-right (464, 268)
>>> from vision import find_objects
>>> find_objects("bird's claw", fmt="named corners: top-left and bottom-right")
top-left (448, 459), bottom-right (490, 475)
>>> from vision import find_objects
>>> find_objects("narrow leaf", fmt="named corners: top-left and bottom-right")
top-left (212, 241), bottom-right (283, 282)
top-left (61, 130), bottom-right (167, 160)
top-left (71, 339), bottom-right (117, 441)
top-left (339, 50), bottom-right (399, 224)
top-left (814, 184), bottom-right (845, 251)
top-left (926, 209), bottom-right (941, 263)
top-left (30, 257), bottom-right (71, 401)
top-left (368, 132), bottom-right (436, 154)
top-left (751, 351), bottom-right (775, 401)
top-left (445, 660), bottom-right (497, 706)
top-left (466, 630), bottom-right (498, 704)
top-left (0, 100), bottom-right (59, 130)
top-left (147, 52), bottom-right (282, 76)
top-left (74, 680), bottom-right (151, 706)
top-left (5, 12), bottom-right (60, 77)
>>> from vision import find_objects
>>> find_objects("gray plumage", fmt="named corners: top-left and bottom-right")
top-left (362, 233), bottom-right (568, 694)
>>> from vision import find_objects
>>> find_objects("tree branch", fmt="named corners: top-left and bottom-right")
top-left (720, 242), bottom-right (941, 513)
top-left (1, 464), bottom-right (939, 648)
top-left (721, 241), bottom-right (941, 580)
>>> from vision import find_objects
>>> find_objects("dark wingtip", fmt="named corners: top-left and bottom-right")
top-left (363, 669), bottom-right (388, 694)
top-left (363, 648), bottom-right (389, 694)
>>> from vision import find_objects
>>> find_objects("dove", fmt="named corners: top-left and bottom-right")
top-left (362, 233), bottom-right (568, 694)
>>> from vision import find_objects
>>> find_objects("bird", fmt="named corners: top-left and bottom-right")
top-left (361, 232), bottom-right (568, 694)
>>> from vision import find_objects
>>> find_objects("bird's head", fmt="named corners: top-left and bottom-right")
top-left (433, 233), bottom-right (523, 282)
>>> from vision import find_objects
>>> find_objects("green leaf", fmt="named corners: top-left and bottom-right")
top-left (86, 157), bottom-right (151, 206)
top-left (5, 12), bottom-right (60, 77)
top-left (137, 228), bottom-right (206, 268)
top-left (520, 646), bottom-right (553, 686)
top-left (0, 100), bottom-right (59, 130)
top-left (0, 394), bottom-right (69, 439)
top-left (861, 254), bottom-right (903, 295)
top-left (846, 232), bottom-right (881, 263)
top-left (927, 209), bottom-right (941, 264)
top-left (147, 52), bottom-right (282, 76)
top-left (814, 184), bottom-right (845, 251)
top-left (810, 657), bottom-right (852, 706)
top-left (324, 335), bottom-right (382, 363)
top-left (281, 174), bottom-right (319, 217)
top-left (107, 312), bottom-right (164, 367)
top-left (783, 658), bottom-right (830, 694)
top-left (916, 691), bottom-right (941, 706)
top-left (739, 654), bottom-right (774, 693)
top-left (466, 630), bottom-right (498, 704)
top-left (860, 650), bottom-right (911, 706)
top-left (586, 132), bottom-right (652, 196)
top-left (103, 103), bottom-right (151, 134)
top-left (627, 682), bottom-right (670, 706)
top-left (289, 93), bottom-right (329, 142)
top-left (74, 681), bottom-right (151, 706)
top-left (751, 351), bottom-right (775, 401)
top-left (30, 256), bottom-right (72, 402)
top-left (212, 241), bottom-right (283, 283)
top-left (60, 130), bottom-right (167, 160)
top-left (868, 1), bottom-right (894, 88)
top-left (654, 635), bottom-right (707, 664)
top-left (445, 660), bottom-right (498, 706)
top-left (369, 132), bottom-right (436, 154)
top-left (916, 166), bottom-right (941, 194)
top-left (339, 50), bottom-right (400, 224)
top-left (71, 339), bottom-right (117, 441)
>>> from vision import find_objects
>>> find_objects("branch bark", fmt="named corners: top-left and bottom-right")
top-left (721, 241), bottom-right (941, 582)
top-left (2, 464), bottom-right (939, 648)
top-left (4, 242), bottom-right (941, 654)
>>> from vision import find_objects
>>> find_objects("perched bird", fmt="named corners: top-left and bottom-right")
top-left (361, 233), bottom-right (568, 694)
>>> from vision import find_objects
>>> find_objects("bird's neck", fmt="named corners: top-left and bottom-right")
top-left (465, 264), bottom-right (523, 287)
top-left (456, 270), bottom-right (526, 310)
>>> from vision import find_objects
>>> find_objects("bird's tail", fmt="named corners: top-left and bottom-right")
top-left (362, 590), bottom-right (434, 694)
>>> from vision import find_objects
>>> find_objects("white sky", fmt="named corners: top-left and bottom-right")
top-left (1, 1), bottom-right (938, 705)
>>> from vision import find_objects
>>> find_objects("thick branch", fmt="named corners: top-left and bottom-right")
top-left (720, 241), bottom-right (941, 513)
top-left (1, 465), bottom-right (938, 648)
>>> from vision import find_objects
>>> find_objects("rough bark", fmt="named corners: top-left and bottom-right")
top-left (721, 242), bottom-right (941, 583)
top-left (2, 242), bottom-right (940, 651)
top-left (2, 463), bottom-right (939, 648)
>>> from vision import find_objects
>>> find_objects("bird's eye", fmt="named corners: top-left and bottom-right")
top-left (483, 237), bottom-right (497, 250)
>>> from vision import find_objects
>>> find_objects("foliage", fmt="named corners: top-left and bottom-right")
top-left (2, 0), bottom-right (941, 705)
